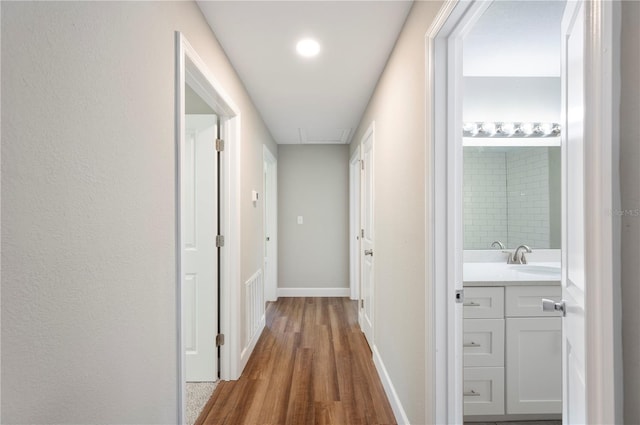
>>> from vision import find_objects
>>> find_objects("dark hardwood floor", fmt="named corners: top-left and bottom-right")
top-left (195, 297), bottom-right (397, 425)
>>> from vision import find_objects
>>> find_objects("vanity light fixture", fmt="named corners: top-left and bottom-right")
top-left (463, 122), bottom-right (561, 138)
top-left (296, 38), bottom-right (320, 57)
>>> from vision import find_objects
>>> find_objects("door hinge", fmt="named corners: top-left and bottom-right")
top-left (361, 160), bottom-right (364, 170)
top-left (361, 229), bottom-right (365, 238)
top-left (455, 289), bottom-right (464, 304)
top-left (216, 333), bottom-right (225, 347)
top-left (216, 235), bottom-right (225, 248)
top-left (360, 299), bottom-right (364, 309)
top-left (215, 138), bottom-right (225, 152)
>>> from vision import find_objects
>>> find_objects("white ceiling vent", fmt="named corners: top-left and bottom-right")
top-left (298, 128), bottom-right (352, 144)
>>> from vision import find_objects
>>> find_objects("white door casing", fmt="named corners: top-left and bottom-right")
top-left (176, 32), bottom-right (243, 424)
top-left (263, 146), bottom-right (277, 302)
top-left (360, 123), bottom-right (374, 346)
top-left (183, 114), bottom-right (218, 382)
top-left (349, 146), bottom-right (361, 301)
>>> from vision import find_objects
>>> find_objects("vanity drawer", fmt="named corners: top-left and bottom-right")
top-left (463, 367), bottom-right (505, 416)
top-left (505, 286), bottom-right (562, 317)
top-left (464, 287), bottom-right (504, 319)
top-left (464, 319), bottom-right (505, 367)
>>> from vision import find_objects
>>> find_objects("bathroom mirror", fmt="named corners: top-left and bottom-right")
top-left (463, 146), bottom-right (561, 250)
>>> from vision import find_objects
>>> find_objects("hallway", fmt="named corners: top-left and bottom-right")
top-left (195, 297), bottom-right (396, 425)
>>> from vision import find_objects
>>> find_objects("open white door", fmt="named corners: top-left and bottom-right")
top-left (561, 3), bottom-right (586, 422)
top-left (183, 114), bottom-right (218, 381)
top-left (560, 2), bottom-right (620, 423)
top-left (349, 147), bottom-right (361, 301)
top-left (360, 124), bottom-right (374, 346)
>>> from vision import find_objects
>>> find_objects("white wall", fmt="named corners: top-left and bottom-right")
top-left (1, 2), bottom-right (276, 423)
top-left (620, 1), bottom-right (640, 423)
top-left (277, 145), bottom-right (349, 293)
top-left (349, 2), bottom-right (443, 422)
top-left (463, 76), bottom-right (561, 123)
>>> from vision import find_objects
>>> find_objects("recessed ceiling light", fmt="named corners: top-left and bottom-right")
top-left (296, 38), bottom-right (320, 57)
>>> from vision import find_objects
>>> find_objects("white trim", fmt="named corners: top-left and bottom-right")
top-left (175, 32), bottom-right (242, 424)
top-left (373, 345), bottom-right (410, 425)
top-left (263, 145), bottom-right (278, 302)
top-left (349, 146), bottom-right (361, 301)
top-left (277, 287), bottom-right (350, 297)
top-left (583, 1), bottom-right (622, 423)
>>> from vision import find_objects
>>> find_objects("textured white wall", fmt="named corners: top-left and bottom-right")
top-left (1, 2), bottom-right (276, 423)
top-left (620, 1), bottom-right (640, 423)
top-left (277, 145), bottom-right (349, 290)
top-left (348, 2), bottom-right (443, 422)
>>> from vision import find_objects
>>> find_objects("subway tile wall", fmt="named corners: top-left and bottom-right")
top-left (464, 151), bottom-right (508, 249)
top-left (464, 148), bottom-right (552, 249)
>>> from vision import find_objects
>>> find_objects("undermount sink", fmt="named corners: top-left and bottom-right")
top-left (508, 264), bottom-right (561, 276)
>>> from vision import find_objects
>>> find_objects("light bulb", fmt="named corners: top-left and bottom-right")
top-left (498, 122), bottom-right (515, 136)
top-left (520, 122), bottom-right (534, 136)
top-left (480, 122), bottom-right (496, 136)
top-left (463, 122), bottom-right (479, 136)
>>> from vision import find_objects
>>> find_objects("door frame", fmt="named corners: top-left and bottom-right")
top-left (359, 121), bottom-right (375, 342)
top-left (263, 145), bottom-right (278, 302)
top-left (349, 145), bottom-right (361, 301)
top-left (175, 32), bottom-right (242, 424)
top-left (425, 1), bottom-right (622, 423)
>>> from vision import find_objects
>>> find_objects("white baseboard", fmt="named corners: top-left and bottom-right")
top-left (373, 345), bottom-right (410, 425)
top-left (239, 314), bottom-right (265, 372)
top-left (277, 287), bottom-right (350, 297)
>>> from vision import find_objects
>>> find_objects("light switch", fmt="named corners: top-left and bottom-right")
top-left (297, 216), bottom-right (303, 224)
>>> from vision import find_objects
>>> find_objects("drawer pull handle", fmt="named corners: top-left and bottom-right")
top-left (463, 301), bottom-right (480, 307)
top-left (464, 342), bottom-right (481, 348)
top-left (464, 390), bottom-right (481, 397)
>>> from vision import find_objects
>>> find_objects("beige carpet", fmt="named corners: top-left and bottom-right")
top-left (186, 381), bottom-right (218, 425)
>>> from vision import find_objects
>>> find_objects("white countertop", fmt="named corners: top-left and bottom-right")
top-left (463, 262), bottom-right (561, 286)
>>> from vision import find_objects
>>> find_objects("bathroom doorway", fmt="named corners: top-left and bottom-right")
top-left (428, 1), bottom-right (620, 424)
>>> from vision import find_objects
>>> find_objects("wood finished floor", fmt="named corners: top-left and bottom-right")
top-left (195, 297), bottom-right (397, 425)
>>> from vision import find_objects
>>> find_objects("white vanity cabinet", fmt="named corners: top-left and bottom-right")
top-left (463, 285), bottom-right (562, 418)
top-left (505, 286), bottom-right (562, 414)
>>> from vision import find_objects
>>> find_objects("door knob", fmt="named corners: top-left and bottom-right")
top-left (542, 298), bottom-right (566, 316)
top-left (266, 236), bottom-right (270, 241)
top-left (364, 249), bottom-right (373, 256)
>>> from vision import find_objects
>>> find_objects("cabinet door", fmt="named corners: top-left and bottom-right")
top-left (506, 317), bottom-right (562, 414)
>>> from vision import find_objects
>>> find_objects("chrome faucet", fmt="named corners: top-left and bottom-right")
top-left (508, 245), bottom-right (532, 264)
top-left (491, 240), bottom-right (505, 249)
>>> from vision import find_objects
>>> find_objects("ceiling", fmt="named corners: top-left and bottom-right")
top-left (197, 1), bottom-right (413, 145)
top-left (464, 1), bottom-right (567, 77)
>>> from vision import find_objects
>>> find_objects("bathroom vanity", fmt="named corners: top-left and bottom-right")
top-left (463, 261), bottom-right (562, 420)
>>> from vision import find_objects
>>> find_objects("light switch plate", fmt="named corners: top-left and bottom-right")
top-left (297, 216), bottom-right (303, 224)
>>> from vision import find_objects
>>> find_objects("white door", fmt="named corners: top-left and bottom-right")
top-left (263, 148), bottom-right (277, 302)
top-left (360, 126), bottom-right (374, 346)
top-left (349, 148), bottom-right (361, 301)
top-left (183, 114), bottom-right (218, 381)
top-left (561, 2), bottom-right (586, 422)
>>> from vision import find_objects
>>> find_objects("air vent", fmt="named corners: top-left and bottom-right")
top-left (298, 128), bottom-right (352, 144)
